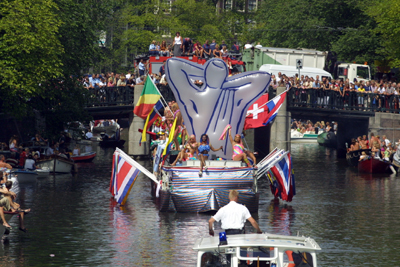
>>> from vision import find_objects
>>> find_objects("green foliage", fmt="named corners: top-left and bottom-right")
top-left (366, 0), bottom-right (400, 68)
top-left (0, 0), bottom-right (64, 114)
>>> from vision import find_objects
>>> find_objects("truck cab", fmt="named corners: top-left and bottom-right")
top-left (337, 63), bottom-right (371, 82)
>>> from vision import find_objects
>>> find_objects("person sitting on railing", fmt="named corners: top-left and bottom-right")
top-left (160, 40), bottom-right (168, 56)
top-left (203, 40), bottom-right (212, 59)
top-left (193, 41), bottom-right (203, 58)
top-left (149, 40), bottom-right (159, 56)
top-left (213, 44), bottom-right (222, 59)
top-left (182, 37), bottom-right (193, 55)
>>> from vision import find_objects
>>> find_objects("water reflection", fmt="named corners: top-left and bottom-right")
top-left (2, 143), bottom-right (400, 265)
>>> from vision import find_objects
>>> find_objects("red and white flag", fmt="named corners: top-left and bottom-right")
top-left (244, 94), bottom-right (269, 130)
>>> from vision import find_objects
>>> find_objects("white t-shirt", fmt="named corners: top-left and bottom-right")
top-left (86, 132), bottom-right (93, 139)
top-left (244, 44), bottom-right (253, 49)
top-left (24, 159), bottom-right (36, 170)
top-left (212, 201), bottom-right (251, 229)
top-left (46, 147), bottom-right (54, 156)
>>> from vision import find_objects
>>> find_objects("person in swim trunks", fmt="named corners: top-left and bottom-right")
top-left (198, 134), bottom-right (223, 176)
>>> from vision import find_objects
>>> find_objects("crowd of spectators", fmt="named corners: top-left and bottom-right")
top-left (147, 32), bottom-right (242, 60)
top-left (272, 72), bottom-right (400, 113)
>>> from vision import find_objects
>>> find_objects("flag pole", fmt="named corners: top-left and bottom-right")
top-left (148, 74), bottom-right (169, 111)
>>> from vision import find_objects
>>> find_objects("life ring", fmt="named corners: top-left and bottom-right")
top-left (285, 250), bottom-right (295, 267)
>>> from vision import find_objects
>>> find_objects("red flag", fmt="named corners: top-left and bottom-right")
top-left (244, 94), bottom-right (269, 130)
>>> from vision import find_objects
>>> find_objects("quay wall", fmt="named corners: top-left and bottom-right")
top-left (369, 112), bottom-right (400, 143)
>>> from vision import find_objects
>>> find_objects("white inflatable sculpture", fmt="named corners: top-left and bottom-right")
top-left (165, 58), bottom-right (271, 159)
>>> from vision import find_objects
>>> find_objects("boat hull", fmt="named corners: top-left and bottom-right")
top-left (154, 166), bottom-right (259, 213)
top-left (36, 157), bottom-right (74, 173)
top-left (71, 152), bottom-right (96, 162)
top-left (358, 158), bottom-right (391, 173)
top-left (346, 149), bottom-right (371, 167)
top-left (12, 170), bottom-right (38, 183)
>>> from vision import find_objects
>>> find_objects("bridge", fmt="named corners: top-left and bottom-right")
top-left (83, 85), bottom-right (400, 157)
top-left (84, 85), bottom-right (175, 120)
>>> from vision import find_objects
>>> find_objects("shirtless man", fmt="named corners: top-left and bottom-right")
top-left (171, 135), bottom-right (199, 166)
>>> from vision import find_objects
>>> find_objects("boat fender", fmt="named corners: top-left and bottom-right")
top-left (285, 251), bottom-right (295, 267)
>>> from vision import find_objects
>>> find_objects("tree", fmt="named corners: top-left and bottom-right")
top-left (366, 0), bottom-right (400, 68)
top-left (0, 0), bottom-right (63, 116)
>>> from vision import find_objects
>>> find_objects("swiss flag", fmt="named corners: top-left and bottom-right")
top-left (244, 94), bottom-right (269, 130)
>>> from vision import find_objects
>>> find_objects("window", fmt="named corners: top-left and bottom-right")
top-left (357, 66), bottom-right (370, 80)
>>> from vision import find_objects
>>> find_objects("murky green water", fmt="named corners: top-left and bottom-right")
top-left (1, 143), bottom-right (399, 266)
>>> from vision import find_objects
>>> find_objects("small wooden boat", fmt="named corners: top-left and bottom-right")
top-left (291, 129), bottom-right (322, 143)
top-left (11, 169), bottom-right (38, 183)
top-left (71, 151), bottom-right (96, 162)
top-left (317, 131), bottom-right (337, 148)
top-left (193, 233), bottom-right (321, 267)
top-left (346, 149), bottom-right (371, 167)
top-left (358, 157), bottom-right (392, 173)
top-left (35, 167), bottom-right (50, 178)
top-left (36, 155), bottom-right (74, 173)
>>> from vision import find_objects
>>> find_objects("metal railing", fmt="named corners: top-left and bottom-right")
top-left (85, 84), bottom-right (176, 107)
top-left (287, 87), bottom-right (400, 113)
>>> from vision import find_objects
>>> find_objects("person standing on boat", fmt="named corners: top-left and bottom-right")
top-left (208, 190), bottom-right (262, 236)
top-left (198, 134), bottom-right (223, 176)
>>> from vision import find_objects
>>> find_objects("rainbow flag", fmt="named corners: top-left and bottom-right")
top-left (140, 100), bottom-right (163, 145)
top-left (133, 75), bottom-right (161, 120)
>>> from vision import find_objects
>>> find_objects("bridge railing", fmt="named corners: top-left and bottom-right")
top-left (86, 86), bottom-right (134, 107)
top-left (287, 87), bottom-right (400, 113)
top-left (85, 84), bottom-right (176, 108)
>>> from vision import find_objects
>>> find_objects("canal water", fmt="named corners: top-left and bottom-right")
top-left (1, 142), bottom-right (400, 266)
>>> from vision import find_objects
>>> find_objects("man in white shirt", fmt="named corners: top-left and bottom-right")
top-left (85, 130), bottom-right (93, 139)
top-left (208, 190), bottom-right (262, 236)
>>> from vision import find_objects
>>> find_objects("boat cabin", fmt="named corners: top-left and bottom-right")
top-left (193, 233), bottom-right (321, 267)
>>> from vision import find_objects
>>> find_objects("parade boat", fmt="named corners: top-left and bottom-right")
top-left (346, 149), bottom-right (371, 167)
top-left (36, 155), bottom-right (74, 173)
top-left (193, 233), bottom-right (321, 267)
top-left (358, 157), bottom-right (392, 174)
top-left (11, 169), bottom-right (38, 183)
top-left (154, 161), bottom-right (259, 213)
top-left (71, 151), bottom-right (97, 162)
top-left (109, 58), bottom-right (296, 212)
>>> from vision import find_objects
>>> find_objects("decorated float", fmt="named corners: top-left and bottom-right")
top-left (110, 58), bottom-right (296, 212)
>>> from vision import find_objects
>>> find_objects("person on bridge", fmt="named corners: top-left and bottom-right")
top-left (208, 190), bottom-right (262, 236)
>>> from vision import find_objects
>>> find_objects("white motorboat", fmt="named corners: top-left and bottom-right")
top-left (193, 233), bottom-right (321, 267)
top-left (36, 156), bottom-right (74, 173)
top-left (35, 167), bottom-right (50, 178)
top-left (291, 129), bottom-right (322, 143)
top-left (11, 169), bottom-right (38, 183)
